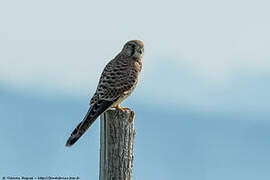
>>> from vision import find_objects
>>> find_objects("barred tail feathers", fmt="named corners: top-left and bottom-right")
top-left (65, 99), bottom-right (115, 147)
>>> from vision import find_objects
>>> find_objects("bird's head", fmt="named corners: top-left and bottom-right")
top-left (122, 40), bottom-right (144, 59)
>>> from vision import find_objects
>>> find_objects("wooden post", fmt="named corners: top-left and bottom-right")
top-left (99, 109), bottom-right (135, 180)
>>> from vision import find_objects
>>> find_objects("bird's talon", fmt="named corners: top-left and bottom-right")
top-left (115, 105), bottom-right (130, 111)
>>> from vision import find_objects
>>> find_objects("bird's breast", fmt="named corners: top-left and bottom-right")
top-left (134, 60), bottom-right (142, 72)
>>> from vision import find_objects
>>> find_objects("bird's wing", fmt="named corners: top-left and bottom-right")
top-left (90, 58), bottom-right (137, 105)
top-left (66, 57), bottom-right (138, 147)
top-left (66, 59), bottom-right (124, 147)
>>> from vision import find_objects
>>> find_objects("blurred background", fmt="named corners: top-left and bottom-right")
top-left (1, 0), bottom-right (270, 179)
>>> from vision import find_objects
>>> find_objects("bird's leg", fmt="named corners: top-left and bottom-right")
top-left (115, 104), bottom-right (130, 111)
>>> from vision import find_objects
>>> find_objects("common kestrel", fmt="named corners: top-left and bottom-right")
top-left (66, 40), bottom-right (144, 147)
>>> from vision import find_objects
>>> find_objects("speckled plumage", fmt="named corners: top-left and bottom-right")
top-left (66, 40), bottom-right (144, 147)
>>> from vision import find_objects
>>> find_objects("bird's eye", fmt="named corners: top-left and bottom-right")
top-left (138, 48), bottom-right (144, 54)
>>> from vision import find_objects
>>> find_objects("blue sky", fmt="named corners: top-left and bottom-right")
top-left (1, 0), bottom-right (270, 179)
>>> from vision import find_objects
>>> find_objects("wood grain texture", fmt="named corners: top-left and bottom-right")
top-left (99, 109), bottom-right (135, 180)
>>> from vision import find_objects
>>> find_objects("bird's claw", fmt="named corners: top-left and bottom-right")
top-left (115, 105), bottom-right (130, 111)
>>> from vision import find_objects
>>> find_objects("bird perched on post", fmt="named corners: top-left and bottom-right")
top-left (66, 40), bottom-right (144, 147)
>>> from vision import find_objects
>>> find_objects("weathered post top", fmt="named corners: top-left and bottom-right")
top-left (99, 109), bottom-right (135, 180)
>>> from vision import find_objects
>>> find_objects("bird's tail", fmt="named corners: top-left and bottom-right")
top-left (65, 100), bottom-right (114, 147)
